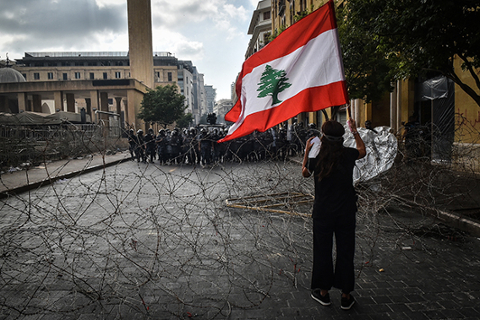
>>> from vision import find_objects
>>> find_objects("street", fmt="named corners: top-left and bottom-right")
top-left (1, 160), bottom-right (480, 319)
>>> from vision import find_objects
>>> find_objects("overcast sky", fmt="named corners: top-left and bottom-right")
top-left (0, 0), bottom-right (259, 100)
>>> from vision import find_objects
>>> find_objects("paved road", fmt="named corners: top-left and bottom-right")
top-left (0, 155), bottom-right (479, 319)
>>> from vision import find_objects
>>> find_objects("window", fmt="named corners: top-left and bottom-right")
top-left (263, 11), bottom-right (271, 20)
top-left (48, 72), bottom-right (53, 80)
top-left (115, 72), bottom-right (121, 79)
top-left (22, 74), bottom-right (27, 80)
top-left (168, 72), bottom-right (172, 82)
top-left (103, 72), bottom-right (108, 79)
top-left (34, 73), bottom-right (40, 80)
top-left (90, 73), bottom-right (94, 80)
top-left (63, 73), bottom-right (68, 80)
top-left (75, 72), bottom-right (81, 79)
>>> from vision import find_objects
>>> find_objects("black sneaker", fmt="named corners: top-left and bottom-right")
top-left (341, 294), bottom-right (355, 310)
top-left (311, 289), bottom-right (331, 306)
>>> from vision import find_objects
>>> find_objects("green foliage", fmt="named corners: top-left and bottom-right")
top-left (176, 112), bottom-right (193, 129)
top-left (139, 84), bottom-right (186, 127)
top-left (344, 0), bottom-right (480, 107)
top-left (294, 10), bottom-right (310, 23)
top-left (337, 5), bottom-right (393, 102)
top-left (257, 65), bottom-right (292, 105)
top-left (269, 25), bottom-right (287, 42)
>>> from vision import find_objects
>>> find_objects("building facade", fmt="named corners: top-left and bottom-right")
top-left (177, 61), bottom-right (195, 122)
top-left (5, 52), bottom-right (209, 129)
top-left (214, 99), bottom-right (234, 125)
top-left (192, 67), bottom-right (207, 119)
top-left (204, 85), bottom-right (217, 114)
top-left (245, 0), bottom-right (272, 59)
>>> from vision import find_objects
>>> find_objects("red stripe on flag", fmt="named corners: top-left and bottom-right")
top-left (219, 80), bottom-right (347, 143)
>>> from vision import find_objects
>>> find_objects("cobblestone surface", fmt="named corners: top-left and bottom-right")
top-left (0, 155), bottom-right (479, 319)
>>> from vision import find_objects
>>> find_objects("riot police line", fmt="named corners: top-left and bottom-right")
top-left (127, 123), bottom-right (319, 165)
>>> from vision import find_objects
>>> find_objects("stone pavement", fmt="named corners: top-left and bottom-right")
top-left (0, 155), bottom-right (479, 319)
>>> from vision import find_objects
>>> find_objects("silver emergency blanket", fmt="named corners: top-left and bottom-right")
top-left (343, 126), bottom-right (398, 183)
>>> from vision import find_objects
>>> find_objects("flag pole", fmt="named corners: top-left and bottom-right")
top-left (346, 103), bottom-right (355, 132)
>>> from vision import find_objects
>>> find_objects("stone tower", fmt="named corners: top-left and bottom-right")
top-left (127, 0), bottom-right (154, 89)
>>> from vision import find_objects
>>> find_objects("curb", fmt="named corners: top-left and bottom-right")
top-left (0, 156), bottom-right (131, 199)
top-left (392, 195), bottom-right (480, 237)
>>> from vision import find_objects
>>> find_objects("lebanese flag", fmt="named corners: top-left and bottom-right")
top-left (218, 0), bottom-right (348, 143)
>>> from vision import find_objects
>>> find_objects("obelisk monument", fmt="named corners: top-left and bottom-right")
top-left (127, 0), bottom-right (154, 89)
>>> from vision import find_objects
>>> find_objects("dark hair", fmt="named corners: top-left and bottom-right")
top-left (314, 120), bottom-right (345, 181)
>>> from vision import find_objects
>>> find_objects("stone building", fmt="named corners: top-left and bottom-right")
top-left (205, 85), bottom-right (217, 114)
top-left (245, 0), bottom-right (272, 59)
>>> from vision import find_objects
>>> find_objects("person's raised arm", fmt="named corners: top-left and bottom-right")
top-left (348, 119), bottom-right (366, 159)
top-left (302, 137), bottom-right (314, 177)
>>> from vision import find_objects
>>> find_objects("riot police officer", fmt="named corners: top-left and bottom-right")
top-left (144, 128), bottom-right (156, 163)
top-left (127, 129), bottom-right (136, 160)
top-left (198, 128), bottom-right (213, 165)
top-left (169, 128), bottom-right (183, 164)
top-left (156, 129), bottom-right (167, 164)
top-left (135, 129), bottom-right (146, 163)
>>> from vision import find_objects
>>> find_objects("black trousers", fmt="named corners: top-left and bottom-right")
top-left (311, 210), bottom-right (356, 294)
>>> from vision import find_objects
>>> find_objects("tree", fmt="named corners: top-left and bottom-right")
top-left (337, 5), bottom-right (393, 102)
top-left (257, 65), bottom-right (292, 105)
top-left (176, 112), bottom-right (193, 129)
top-left (138, 84), bottom-right (186, 127)
top-left (344, 0), bottom-right (480, 107)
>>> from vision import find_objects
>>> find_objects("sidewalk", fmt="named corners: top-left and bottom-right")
top-left (0, 151), bottom-right (132, 198)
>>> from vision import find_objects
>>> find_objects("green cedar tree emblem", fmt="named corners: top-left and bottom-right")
top-left (257, 65), bottom-right (292, 105)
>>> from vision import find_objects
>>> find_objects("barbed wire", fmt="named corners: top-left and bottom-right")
top-left (0, 117), bottom-right (479, 319)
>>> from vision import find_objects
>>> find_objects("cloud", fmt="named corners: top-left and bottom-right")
top-left (151, 0), bottom-right (248, 29)
top-left (0, 0), bottom-right (126, 58)
top-left (0, 0), bottom-right (256, 99)
top-left (152, 27), bottom-right (204, 61)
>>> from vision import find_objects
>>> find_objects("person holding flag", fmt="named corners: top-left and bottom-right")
top-left (302, 118), bottom-right (366, 310)
top-left (220, 0), bottom-right (363, 309)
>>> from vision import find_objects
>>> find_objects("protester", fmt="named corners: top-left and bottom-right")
top-left (365, 120), bottom-right (378, 134)
top-left (403, 115), bottom-right (423, 160)
top-left (127, 129), bottom-right (136, 160)
top-left (302, 119), bottom-right (366, 310)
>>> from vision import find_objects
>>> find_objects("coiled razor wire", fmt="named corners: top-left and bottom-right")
top-left (0, 118), bottom-right (479, 319)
